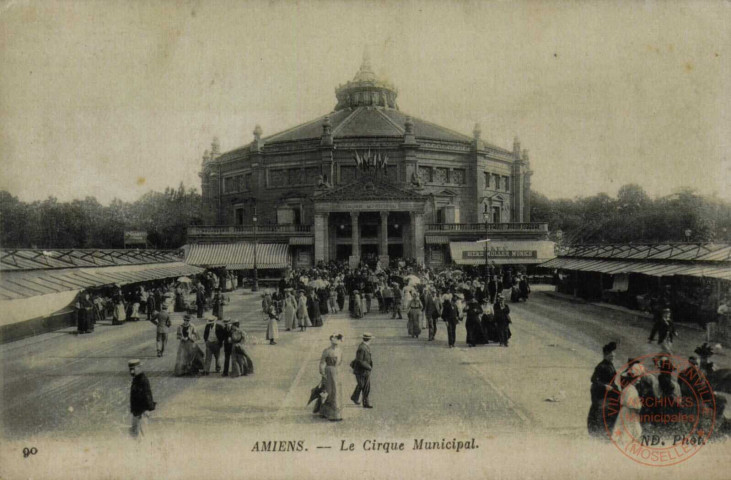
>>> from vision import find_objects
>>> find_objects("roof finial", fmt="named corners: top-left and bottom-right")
top-left (362, 46), bottom-right (372, 71)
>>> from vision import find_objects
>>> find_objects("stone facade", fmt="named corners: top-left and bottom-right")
top-left (198, 53), bottom-right (536, 266)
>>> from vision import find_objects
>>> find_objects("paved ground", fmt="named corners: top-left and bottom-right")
top-left (1, 286), bottom-right (729, 479)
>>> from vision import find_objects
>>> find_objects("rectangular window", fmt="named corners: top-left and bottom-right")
top-left (418, 166), bottom-right (432, 183)
top-left (493, 174), bottom-right (501, 190)
top-left (504, 176), bottom-right (510, 191)
top-left (244, 173), bottom-right (252, 191)
top-left (224, 177), bottom-right (235, 193)
top-left (452, 169), bottom-right (466, 185)
top-left (484, 172), bottom-right (490, 189)
top-left (235, 207), bottom-right (244, 225)
top-left (434, 167), bottom-right (449, 184)
top-left (306, 167), bottom-right (320, 185)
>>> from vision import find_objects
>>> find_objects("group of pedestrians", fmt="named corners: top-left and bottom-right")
top-left (313, 332), bottom-right (375, 422)
top-left (587, 340), bottom-right (728, 445)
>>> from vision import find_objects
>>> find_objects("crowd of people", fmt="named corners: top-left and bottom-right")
top-left (588, 340), bottom-right (729, 445)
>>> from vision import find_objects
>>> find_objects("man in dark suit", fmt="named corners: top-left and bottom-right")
top-left (203, 315), bottom-right (226, 374)
top-left (129, 359), bottom-right (155, 438)
top-left (151, 303), bottom-right (172, 357)
top-left (221, 319), bottom-right (234, 376)
top-left (442, 295), bottom-right (458, 348)
top-left (351, 333), bottom-right (374, 408)
top-left (424, 289), bottom-right (441, 341)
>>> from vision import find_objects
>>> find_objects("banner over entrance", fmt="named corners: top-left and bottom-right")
top-left (449, 241), bottom-right (555, 265)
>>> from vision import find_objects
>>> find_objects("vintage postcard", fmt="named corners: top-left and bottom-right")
top-left (1, 1), bottom-right (729, 479)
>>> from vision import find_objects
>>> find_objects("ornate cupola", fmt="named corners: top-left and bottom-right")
top-left (334, 49), bottom-right (399, 111)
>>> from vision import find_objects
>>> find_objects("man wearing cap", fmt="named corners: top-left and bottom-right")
top-left (203, 314), bottom-right (226, 374)
top-left (221, 319), bottom-right (234, 376)
top-left (587, 342), bottom-right (618, 438)
top-left (129, 359), bottom-right (155, 438)
top-left (351, 333), bottom-right (374, 408)
top-left (151, 304), bottom-right (172, 357)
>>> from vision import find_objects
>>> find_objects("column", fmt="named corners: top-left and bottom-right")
top-left (379, 211), bottom-right (389, 264)
top-left (411, 212), bottom-right (425, 265)
top-left (314, 213), bottom-right (328, 263)
top-left (350, 211), bottom-right (360, 261)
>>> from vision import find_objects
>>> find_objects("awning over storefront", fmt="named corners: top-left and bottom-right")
top-left (186, 243), bottom-right (291, 269)
top-left (0, 262), bottom-right (203, 300)
top-left (449, 241), bottom-right (556, 266)
top-left (541, 257), bottom-right (731, 280)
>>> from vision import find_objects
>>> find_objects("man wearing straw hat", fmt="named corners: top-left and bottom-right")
top-left (128, 359), bottom-right (155, 438)
top-left (203, 314), bottom-right (225, 374)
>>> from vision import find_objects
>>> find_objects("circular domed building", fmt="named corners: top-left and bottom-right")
top-left (191, 53), bottom-right (551, 270)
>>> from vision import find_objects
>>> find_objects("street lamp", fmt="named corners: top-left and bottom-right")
top-left (476, 236), bottom-right (491, 283)
top-left (252, 203), bottom-right (259, 292)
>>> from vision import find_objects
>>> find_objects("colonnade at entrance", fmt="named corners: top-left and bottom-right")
top-left (313, 210), bottom-right (425, 265)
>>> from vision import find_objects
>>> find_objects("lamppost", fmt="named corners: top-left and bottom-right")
top-left (252, 203), bottom-right (259, 292)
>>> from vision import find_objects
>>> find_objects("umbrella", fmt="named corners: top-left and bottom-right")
top-left (177, 277), bottom-right (193, 283)
top-left (404, 274), bottom-right (421, 286)
top-left (307, 381), bottom-right (326, 405)
top-left (309, 279), bottom-right (328, 289)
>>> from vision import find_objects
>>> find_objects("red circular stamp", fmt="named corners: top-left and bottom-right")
top-left (602, 353), bottom-right (716, 467)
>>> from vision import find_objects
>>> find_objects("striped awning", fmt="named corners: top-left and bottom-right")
top-left (186, 243), bottom-right (291, 269)
top-left (540, 258), bottom-right (731, 280)
top-left (0, 262), bottom-right (203, 300)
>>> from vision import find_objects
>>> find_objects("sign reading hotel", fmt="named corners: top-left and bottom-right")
top-left (462, 248), bottom-right (537, 260)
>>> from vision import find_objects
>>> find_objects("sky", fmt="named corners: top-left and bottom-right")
top-left (1, 0), bottom-right (729, 204)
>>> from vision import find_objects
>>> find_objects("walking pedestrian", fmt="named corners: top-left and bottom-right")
top-left (151, 304), bottom-right (172, 357)
top-left (391, 284), bottom-right (403, 319)
top-left (442, 294), bottom-right (458, 348)
top-left (222, 319), bottom-right (234, 376)
top-left (647, 308), bottom-right (678, 354)
top-left (587, 341), bottom-right (619, 438)
top-left (494, 295), bottom-right (512, 347)
top-left (424, 289), bottom-right (442, 341)
top-left (128, 359), bottom-right (155, 438)
top-left (297, 290), bottom-right (311, 331)
top-left (202, 315), bottom-right (225, 374)
top-left (350, 333), bottom-right (374, 409)
top-left (319, 334), bottom-right (344, 421)
top-left (407, 293), bottom-right (423, 338)
top-left (266, 305), bottom-right (279, 345)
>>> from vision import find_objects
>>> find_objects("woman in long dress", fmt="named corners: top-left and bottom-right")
top-left (231, 322), bottom-right (253, 376)
top-left (407, 295), bottom-right (423, 338)
top-left (266, 305), bottom-right (279, 345)
top-left (480, 298), bottom-right (497, 343)
top-left (611, 363), bottom-right (645, 448)
top-left (283, 291), bottom-right (296, 331)
top-left (174, 315), bottom-right (204, 376)
top-left (297, 291), bottom-right (311, 331)
top-left (351, 291), bottom-right (363, 319)
top-left (465, 299), bottom-right (485, 346)
top-left (318, 334), bottom-right (344, 421)
top-left (309, 291), bottom-right (323, 327)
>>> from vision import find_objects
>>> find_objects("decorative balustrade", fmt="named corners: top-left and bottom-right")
top-left (426, 223), bottom-right (548, 233)
top-left (188, 224), bottom-right (313, 236)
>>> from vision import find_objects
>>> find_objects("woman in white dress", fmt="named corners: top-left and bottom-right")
top-left (611, 363), bottom-right (645, 448)
top-left (283, 291), bottom-right (297, 331)
top-left (266, 305), bottom-right (279, 345)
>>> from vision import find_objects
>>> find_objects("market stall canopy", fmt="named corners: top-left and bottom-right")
top-left (449, 241), bottom-right (556, 266)
top-left (185, 243), bottom-right (291, 269)
top-left (540, 243), bottom-right (731, 280)
top-left (0, 262), bottom-right (202, 300)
